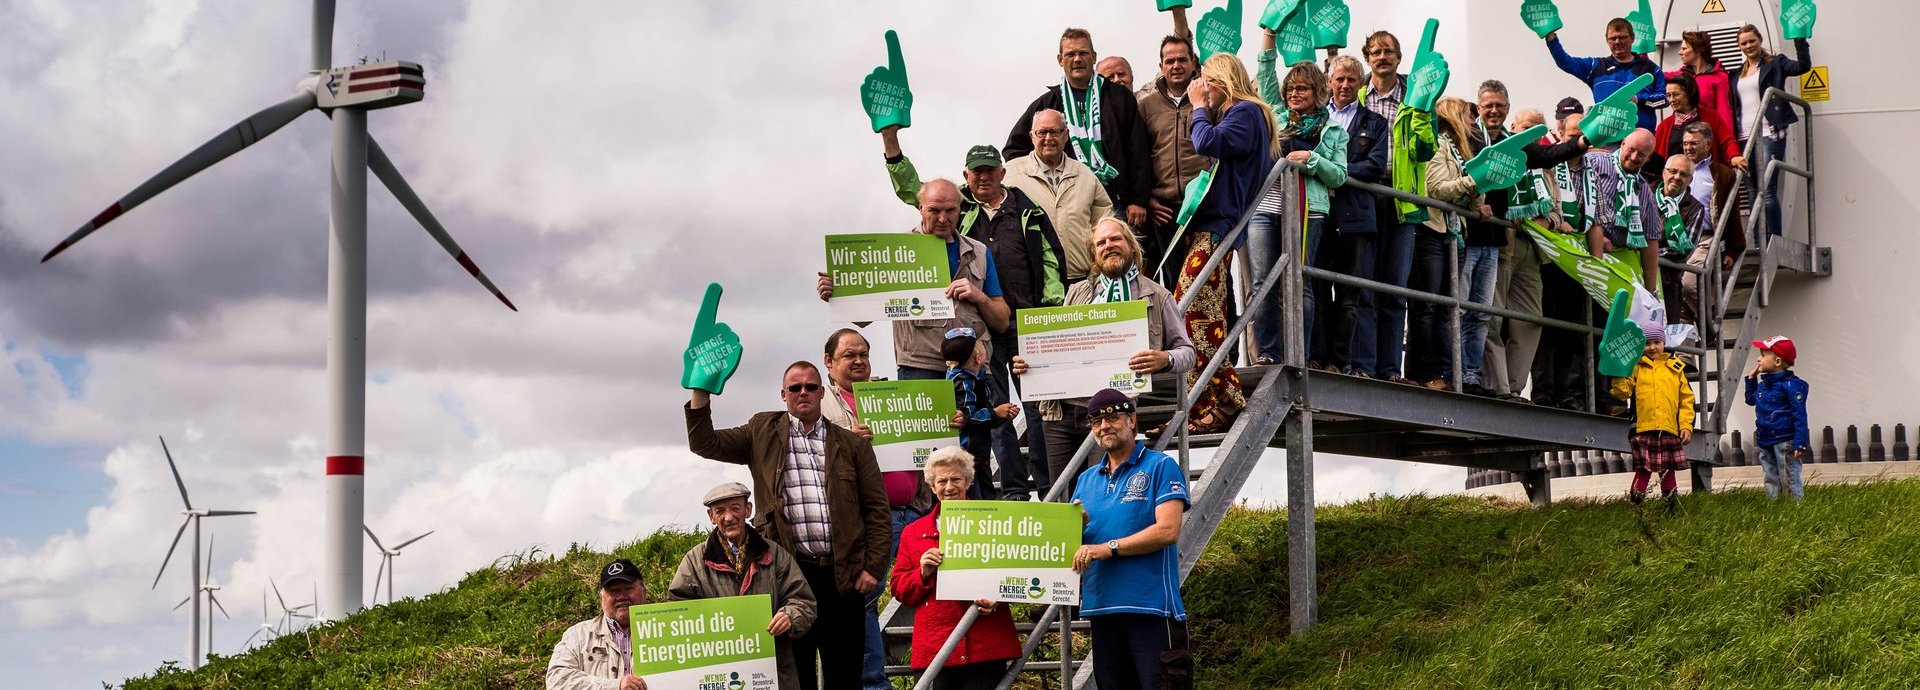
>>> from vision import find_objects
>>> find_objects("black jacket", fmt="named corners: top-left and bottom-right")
top-left (1003, 79), bottom-right (1156, 210)
top-left (1462, 129), bottom-right (1588, 247)
top-left (958, 185), bottom-right (1068, 314)
top-left (1726, 39), bottom-right (1813, 138)
top-left (1328, 105), bottom-right (1391, 235)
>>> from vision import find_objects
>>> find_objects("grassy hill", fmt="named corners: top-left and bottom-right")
top-left (123, 480), bottom-right (1920, 689)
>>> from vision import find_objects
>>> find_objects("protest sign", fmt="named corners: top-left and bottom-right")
top-left (1015, 301), bottom-right (1152, 401)
top-left (630, 595), bottom-right (778, 690)
top-left (825, 233), bottom-right (953, 322)
top-left (854, 380), bottom-right (959, 473)
top-left (935, 500), bottom-right (1081, 605)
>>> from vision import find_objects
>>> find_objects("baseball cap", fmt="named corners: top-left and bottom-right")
top-left (964, 145), bottom-right (1003, 170)
top-left (1555, 97), bottom-right (1585, 120)
top-left (1753, 335), bottom-right (1797, 365)
top-left (942, 327), bottom-right (979, 364)
top-left (599, 559), bottom-right (641, 589)
top-left (1085, 388), bottom-right (1136, 419)
top-left (702, 481), bottom-right (751, 507)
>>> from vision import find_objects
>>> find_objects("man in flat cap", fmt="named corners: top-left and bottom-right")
top-left (669, 482), bottom-right (817, 690)
top-left (546, 559), bottom-right (653, 690)
top-left (1070, 387), bottom-right (1193, 690)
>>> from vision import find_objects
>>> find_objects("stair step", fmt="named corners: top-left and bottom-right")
top-left (885, 618), bottom-right (1090, 638)
top-left (887, 660), bottom-right (1076, 677)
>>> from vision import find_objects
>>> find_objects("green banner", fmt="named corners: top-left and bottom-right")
top-left (1520, 219), bottom-right (1645, 307)
top-left (935, 500), bottom-right (1082, 605)
top-left (825, 233), bottom-right (953, 322)
top-left (629, 594), bottom-right (778, 688)
top-left (853, 379), bottom-right (959, 473)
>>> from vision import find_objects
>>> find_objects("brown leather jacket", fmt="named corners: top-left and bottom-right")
top-left (684, 405), bottom-right (890, 597)
top-left (1137, 76), bottom-right (1213, 204)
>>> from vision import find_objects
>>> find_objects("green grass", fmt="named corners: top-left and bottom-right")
top-left (121, 481), bottom-right (1920, 689)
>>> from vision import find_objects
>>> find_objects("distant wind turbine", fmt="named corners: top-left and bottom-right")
top-left (174, 533), bottom-right (232, 658)
top-left (243, 587), bottom-right (278, 648)
top-left (365, 526), bottom-right (434, 605)
top-left (41, 0), bottom-right (515, 622)
top-left (152, 436), bottom-right (253, 671)
top-left (269, 577), bottom-right (315, 636)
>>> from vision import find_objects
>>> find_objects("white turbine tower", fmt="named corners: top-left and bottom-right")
top-left (365, 526), bottom-right (433, 605)
top-left (151, 437), bottom-right (253, 670)
top-left (173, 533), bottom-right (232, 658)
top-left (42, 1), bottom-right (515, 622)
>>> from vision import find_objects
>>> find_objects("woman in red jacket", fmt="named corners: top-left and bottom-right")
top-left (1668, 31), bottom-right (1737, 141)
top-left (891, 446), bottom-right (1022, 689)
top-left (1655, 73), bottom-right (1744, 168)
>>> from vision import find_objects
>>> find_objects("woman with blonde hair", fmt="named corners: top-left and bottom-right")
top-left (1161, 52), bottom-right (1275, 435)
top-left (1407, 97), bottom-right (1488, 390)
top-left (1252, 45), bottom-right (1349, 371)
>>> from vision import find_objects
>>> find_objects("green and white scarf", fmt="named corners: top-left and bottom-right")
top-left (1554, 160), bottom-right (1585, 228)
top-left (1656, 190), bottom-right (1695, 253)
top-left (1094, 266), bottom-right (1139, 303)
top-left (1061, 76), bottom-right (1120, 184)
top-left (1582, 149), bottom-right (1647, 249)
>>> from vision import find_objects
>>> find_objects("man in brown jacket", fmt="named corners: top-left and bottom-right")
top-left (685, 361), bottom-right (889, 690)
top-left (1136, 30), bottom-right (1210, 283)
top-left (669, 482), bottom-right (817, 690)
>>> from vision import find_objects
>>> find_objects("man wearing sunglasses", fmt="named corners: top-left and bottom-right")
top-left (686, 360), bottom-right (890, 690)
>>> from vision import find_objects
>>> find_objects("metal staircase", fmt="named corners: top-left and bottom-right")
top-left (892, 87), bottom-right (1827, 689)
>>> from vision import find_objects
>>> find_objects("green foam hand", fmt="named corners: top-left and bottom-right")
top-left (682, 283), bottom-right (745, 395)
top-left (859, 30), bottom-right (913, 133)
top-left (1306, 0), bottom-right (1350, 49)
top-left (1276, 1), bottom-right (1316, 66)
top-left (1405, 19), bottom-right (1449, 113)
top-left (1258, 0), bottom-right (1301, 32)
top-left (1519, 0), bottom-right (1563, 39)
top-left (1158, 0), bottom-right (1194, 10)
top-left (1175, 167), bottom-right (1216, 229)
top-left (1579, 72), bottom-right (1652, 147)
top-left (1628, 0), bottom-right (1657, 55)
top-left (1781, 0), bottom-right (1816, 40)
top-left (1596, 289), bottom-right (1643, 377)
top-left (1464, 124), bottom-right (1550, 192)
top-left (1195, 0), bottom-right (1244, 62)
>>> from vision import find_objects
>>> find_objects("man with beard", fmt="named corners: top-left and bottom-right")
top-left (1012, 218), bottom-right (1194, 487)
top-left (545, 559), bottom-right (654, 690)
top-left (670, 483), bottom-right (817, 690)
top-left (1005, 28), bottom-right (1155, 231)
top-left (1070, 387), bottom-right (1193, 690)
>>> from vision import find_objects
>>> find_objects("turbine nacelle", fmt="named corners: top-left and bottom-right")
top-left (315, 60), bottom-right (425, 110)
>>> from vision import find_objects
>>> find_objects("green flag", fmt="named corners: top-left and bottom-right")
top-left (1195, 0), bottom-right (1244, 62)
top-left (1521, 219), bottom-right (1646, 307)
top-left (859, 30), bottom-right (913, 132)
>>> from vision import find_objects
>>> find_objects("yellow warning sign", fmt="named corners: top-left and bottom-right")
top-left (1801, 65), bottom-right (1829, 102)
top-left (1702, 0), bottom-right (1726, 13)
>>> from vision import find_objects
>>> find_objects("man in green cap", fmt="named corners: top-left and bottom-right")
top-left (879, 126), bottom-right (1068, 502)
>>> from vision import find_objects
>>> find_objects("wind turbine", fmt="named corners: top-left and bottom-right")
top-left (268, 577), bottom-right (315, 636)
top-left (243, 587), bottom-right (279, 648)
top-left (42, 1), bottom-right (515, 621)
top-left (152, 436), bottom-right (254, 670)
top-left (365, 525), bottom-right (433, 605)
top-left (174, 533), bottom-right (232, 659)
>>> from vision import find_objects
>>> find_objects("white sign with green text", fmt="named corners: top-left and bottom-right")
top-left (853, 379), bottom-right (958, 473)
top-left (629, 594), bottom-right (778, 690)
top-left (935, 500), bottom-right (1081, 605)
top-left (825, 233), bottom-right (953, 322)
top-left (1016, 300), bottom-right (1152, 401)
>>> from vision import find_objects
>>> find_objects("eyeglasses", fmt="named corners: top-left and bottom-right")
top-left (785, 383), bottom-right (823, 393)
top-left (1033, 128), bottom-right (1067, 138)
top-left (1285, 84), bottom-right (1315, 94)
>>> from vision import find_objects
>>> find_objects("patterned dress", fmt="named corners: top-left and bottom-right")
top-left (1174, 232), bottom-right (1245, 425)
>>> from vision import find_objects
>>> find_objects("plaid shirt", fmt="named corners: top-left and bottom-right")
top-left (1363, 75), bottom-right (1404, 124)
top-left (780, 415), bottom-right (833, 557)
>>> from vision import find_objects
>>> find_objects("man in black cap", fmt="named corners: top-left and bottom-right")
top-left (546, 559), bottom-right (652, 690)
top-left (1069, 387), bottom-right (1193, 690)
top-left (1553, 97), bottom-right (1585, 142)
top-left (669, 482), bottom-right (816, 690)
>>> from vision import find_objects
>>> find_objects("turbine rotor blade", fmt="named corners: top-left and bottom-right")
top-left (371, 557), bottom-right (387, 605)
top-left (209, 592), bottom-right (231, 619)
top-left (205, 531), bottom-right (215, 574)
top-left (244, 628), bottom-right (267, 647)
top-left (42, 92), bottom-right (316, 262)
top-left (393, 530), bottom-right (434, 551)
top-left (366, 137), bottom-right (518, 311)
top-left (312, 0), bottom-right (336, 72)
top-left (204, 510), bottom-right (256, 517)
top-left (362, 525), bottom-right (386, 552)
top-left (153, 518), bottom-right (191, 589)
top-left (158, 436), bottom-right (192, 510)
top-left (173, 594), bottom-right (193, 611)
top-left (270, 577), bottom-right (288, 611)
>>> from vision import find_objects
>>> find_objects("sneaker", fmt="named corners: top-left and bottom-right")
top-left (1628, 490), bottom-right (1646, 505)
top-left (1463, 383), bottom-right (1494, 397)
top-left (1499, 393), bottom-right (1532, 404)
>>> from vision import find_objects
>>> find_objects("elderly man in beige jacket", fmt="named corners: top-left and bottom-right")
top-left (1003, 109), bottom-right (1117, 283)
top-left (546, 559), bottom-right (653, 690)
top-left (669, 482), bottom-right (817, 690)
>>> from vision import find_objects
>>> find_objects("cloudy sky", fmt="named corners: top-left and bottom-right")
top-left (0, 1), bottom-right (1486, 686)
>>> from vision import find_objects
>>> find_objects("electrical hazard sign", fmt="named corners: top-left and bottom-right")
top-left (1702, 0), bottom-right (1725, 13)
top-left (1800, 66), bottom-right (1829, 102)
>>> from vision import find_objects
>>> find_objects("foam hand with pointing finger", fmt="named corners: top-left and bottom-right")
top-left (1628, 0), bottom-right (1657, 55)
top-left (1195, 0), bottom-right (1244, 62)
top-left (1781, 0), bottom-right (1816, 40)
top-left (1465, 124), bottom-right (1550, 192)
top-left (1596, 289), bottom-right (1642, 377)
top-left (1158, 0), bottom-right (1193, 10)
top-left (1405, 19), bottom-right (1449, 113)
top-left (1579, 72), bottom-right (1652, 147)
top-left (859, 30), bottom-right (913, 133)
top-left (1275, 1), bottom-right (1316, 66)
top-left (1258, 0), bottom-right (1301, 32)
top-left (1519, 0), bottom-right (1563, 39)
top-left (1306, 0), bottom-right (1350, 49)
top-left (682, 283), bottom-right (745, 395)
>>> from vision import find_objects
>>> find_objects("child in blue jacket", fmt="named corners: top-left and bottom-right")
top-left (1744, 335), bottom-right (1810, 500)
top-left (944, 328), bottom-right (1017, 499)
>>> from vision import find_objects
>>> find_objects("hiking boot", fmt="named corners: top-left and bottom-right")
top-left (1628, 490), bottom-right (1646, 505)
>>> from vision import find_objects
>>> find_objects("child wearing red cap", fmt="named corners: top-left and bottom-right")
top-left (1610, 322), bottom-right (1694, 511)
top-left (1744, 335), bottom-right (1810, 500)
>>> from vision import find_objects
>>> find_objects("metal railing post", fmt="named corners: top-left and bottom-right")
top-left (1447, 238), bottom-right (1462, 392)
top-left (1582, 297), bottom-right (1596, 413)
top-left (912, 606), bottom-right (981, 690)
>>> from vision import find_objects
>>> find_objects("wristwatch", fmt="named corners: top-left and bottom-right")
top-left (1106, 539), bottom-right (1120, 558)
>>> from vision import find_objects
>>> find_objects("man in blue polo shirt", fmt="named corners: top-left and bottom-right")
top-left (1070, 387), bottom-right (1191, 690)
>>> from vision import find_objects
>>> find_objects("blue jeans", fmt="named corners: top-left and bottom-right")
top-left (1741, 135), bottom-right (1788, 239)
top-left (897, 365), bottom-right (945, 381)
top-left (1753, 441), bottom-right (1804, 500)
top-left (865, 505), bottom-right (924, 688)
top-left (1300, 217), bottom-right (1326, 363)
top-left (990, 332), bottom-right (1047, 500)
top-left (1246, 210), bottom-right (1285, 362)
top-left (1354, 221), bottom-right (1417, 377)
top-left (1458, 246), bottom-right (1499, 386)
top-left (1407, 231), bottom-right (1454, 383)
